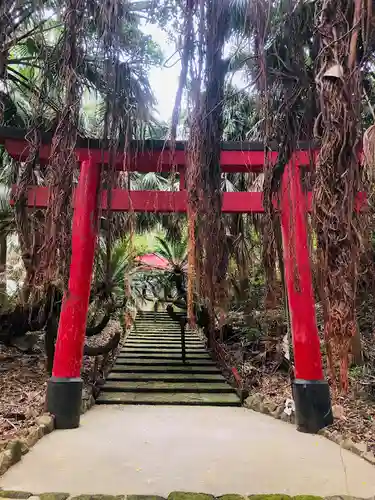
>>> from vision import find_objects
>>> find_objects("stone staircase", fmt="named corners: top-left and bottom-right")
top-left (97, 309), bottom-right (241, 406)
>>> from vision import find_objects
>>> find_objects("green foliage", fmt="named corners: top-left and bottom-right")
top-left (141, 235), bottom-right (188, 308)
top-left (93, 237), bottom-right (142, 310)
top-left (223, 85), bottom-right (261, 141)
top-left (349, 364), bottom-right (364, 379)
top-left (155, 235), bottom-right (187, 269)
top-left (133, 230), bottom-right (165, 255)
top-left (1, 0), bottom-right (163, 134)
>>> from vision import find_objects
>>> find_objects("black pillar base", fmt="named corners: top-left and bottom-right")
top-left (293, 379), bottom-right (333, 434)
top-left (46, 377), bottom-right (83, 429)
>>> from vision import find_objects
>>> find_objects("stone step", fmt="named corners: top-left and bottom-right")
top-left (129, 333), bottom-right (184, 336)
top-left (136, 320), bottom-right (184, 323)
top-left (135, 318), bottom-right (180, 321)
top-left (101, 381), bottom-right (234, 393)
top-left (131, 329), bottom-right (189, 338)
top-left (135, 325), bottom-right (182, 328)
top-left (127, 338), bottom-right (199, 343)
top-left (128, 337), bottom-right (200, 342)
top-left (134, 320), bottom-right (184, 324)
top-left (124, 341), bottom-right (204, 347)
top-left (124, 344), bottom-right (203, 349)
top-left (100, 310), bottom-right (238, 407)
top-left (137, 312), bottom-right (171, 316)
top-left (107, 372), bottom-right (226, 382)
top-left (121, 348), bottom-right (208, 354)
top-left (134, 323), bottom-right (181, 326)
top-left (133, 324), bottom-right (183, 330)
top-left (128, 333), bottom-right (198, 338)
top-left (134, 318), bottom-right (181, 321)
top-left (125, 344), bottom-right (203, 349)
top-left (116, 356), bottom-right (216, 366)
top-left (136, 317), bottom-right (172, 320)
top-left (96, 391), bottom-right (241, 406)
top-left (131, 331), bottom-right (191, 337)
top-left (111, 364), bottom-right (220, 373)
top-left (122, 348), bottom-right (205, 353)
top-left (131, 327), bottom-right (194, 330)
top-left (137, 313), bottom-right (179, 316)
top-left (130, 336), bottom-right (193, 340)
top-left (132, 330), bottom-right (186, 334)
top-left (135, 325), bottom-right (180, 329)
top-left (117, 353), bottom-right (211, 360)
top-left (128, 334), bottom-right (199, 338)
top-left (135, 322), bottom-right (190, 326)
top-left (127, 339), bottom-right (199, 343)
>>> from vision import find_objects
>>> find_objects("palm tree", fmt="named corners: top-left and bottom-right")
top-left (222, 85), bottom-right (262, 142)
top-left (1, 0), bottom-right (162, 129)
top-left (92, 236), bottom-right (143, 309)
top-left (0, 0), bottom-right (165, 302)
top-left (145, 235), bottom-right (188, 306)
top-left (156, 235), bottom-right (188, 269)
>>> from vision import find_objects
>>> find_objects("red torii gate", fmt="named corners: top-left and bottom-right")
top-left (2, 127), bottom-right (335, 433)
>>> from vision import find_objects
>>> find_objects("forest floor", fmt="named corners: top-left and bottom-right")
top-left (0, 320), bottom-right (122, 444)
top-left (0, 343), bottom-right (47, 443)
top-left (225, 333), bottom-right (375, 455)
top-left (255, 370), bottom-right (375, 453)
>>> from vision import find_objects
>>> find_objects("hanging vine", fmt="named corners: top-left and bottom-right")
top-left (313, 0), bottom-right (370, 390)
top-left (36, 0), bottom-right (86, 290)
top-left (172, 0), bottom-right (229, 335)
top-left (96, 0), bottom-right (126, 299)
top-left (93, 0), bottom-right (153, 300)
top-left (249, 0), bottom-right (317, 305)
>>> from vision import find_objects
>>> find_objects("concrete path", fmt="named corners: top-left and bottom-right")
top-left (1, 405), bottom-right (375, 497)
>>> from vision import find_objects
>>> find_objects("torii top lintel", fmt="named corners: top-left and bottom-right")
top-left (0, 127), bottom-right (317, 173)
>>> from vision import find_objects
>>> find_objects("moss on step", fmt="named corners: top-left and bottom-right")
top-left (127, 495), bottom-right (166, 500)
top-left (249, 496), bottom-right (291, 500)
top-left (39, 493), bottom-right (70, 500)
top-left (114, 359), bottom-right (214, 366)
top-left (70, 496), bottom-right (124, 500)
top-left (247, 497), bottom-right (323, 500)
top-left (293, 496), bottom-right (323, 500)
top-left (0, 492), bottom-right (33, 499)
top-left (102, 381), bottom-right (230, 391)
top-left (218, 494), bottom-right (247, 500)
top-left (168, 492), bottom-right (214, 500)
top-left (96, 390), bottom-right (240, 405)
top-left (107, 373), bottom-right (225, 382)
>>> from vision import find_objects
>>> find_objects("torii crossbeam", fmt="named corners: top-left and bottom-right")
top-left (2, 127), bottom-right (337, 433)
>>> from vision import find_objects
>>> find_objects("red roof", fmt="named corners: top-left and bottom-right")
top-left (135, 253), bottom-right (170, 270)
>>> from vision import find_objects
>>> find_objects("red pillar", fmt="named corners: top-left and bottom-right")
top-left (47, 159), bottom-right (100, 428)
top-left (280, 160), bottom-right (323, 380)
top-left (280, 159), bottom-right (332, 433)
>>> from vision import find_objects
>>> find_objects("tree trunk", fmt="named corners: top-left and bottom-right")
top-left (273, 216), bottom-right (292, 361)
top-left (83, 331), bottom-right (120, 356)
top-left (86, 310), bottom-right (112, 337)
top-left (0, 232), bottom-right (6, 307)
